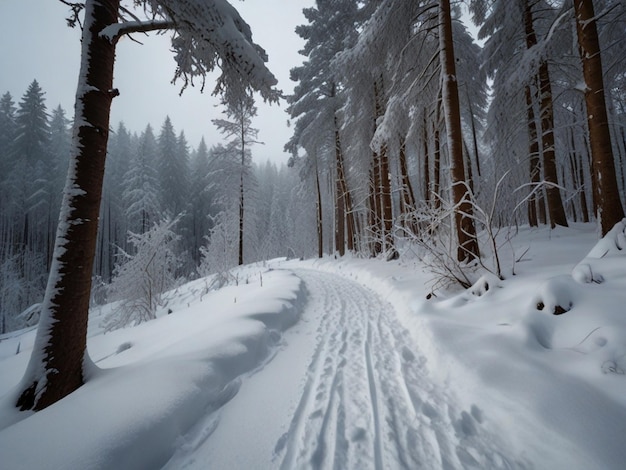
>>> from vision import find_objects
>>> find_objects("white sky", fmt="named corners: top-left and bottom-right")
top-left (0, 0), bottom-right (315, 164)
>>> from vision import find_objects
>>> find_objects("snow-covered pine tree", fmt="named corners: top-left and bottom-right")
top-left (188, 138), bottom-right (215, 266)
top-left (17, 0), bottom-right (279, 412)
top-left (287, 0), bottom-right (360, 257)
top-left (96, 122), bottom-right (132, 282)
top-left (123, 124), bottom-right (161, 235)
top-left (0, 92), bottom-right (17, 267)
top-left (157, 116), bottom-right (189, 218)
top-left (12, 80), bottom-right (51, 266)
top-left (212, 92), bottom-right (259, 266)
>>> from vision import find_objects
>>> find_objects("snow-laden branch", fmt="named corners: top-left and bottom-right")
top-left (100, 20), bottom-right (175, 43)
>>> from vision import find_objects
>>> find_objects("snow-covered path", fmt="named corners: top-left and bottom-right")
top-left (164, 269), bottom-right (533, 470)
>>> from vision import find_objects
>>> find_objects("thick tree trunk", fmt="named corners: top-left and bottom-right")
top-left (574, 0), bottom-right (625, 235)
top-left (17, 0), bottom-right (119, 411)
top-left (439, 0), bottom-right (480, 262)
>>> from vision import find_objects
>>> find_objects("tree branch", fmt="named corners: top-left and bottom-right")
top-left (100, 20), bottom-right (175, 44)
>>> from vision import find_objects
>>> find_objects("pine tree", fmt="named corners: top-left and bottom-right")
top-left (212, 93), bottom-right (259, 266)
top-left (157, 116), bottom-right (189, 218)
top-left (123, 124), bottom-right (161, 234)
top-left (17, 0), bottom-right (279, 413)
top-left (12, 80), bottom-right (51, 260)
top-left (0, 92), bottom-right (17, 261)
top-left (287, 0), bottom-right (360, 256)
top-left (188, 138), bottom-right (214, 266)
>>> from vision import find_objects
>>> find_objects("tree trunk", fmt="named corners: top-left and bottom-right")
top-left (314, 153), bottom-right (323, 258)
top-left (399, 136), bottom-right (418, 236)
top-left (373, 80), bottom-right (395, 257)
top-left (525, 85), bottom-right (540, 227)
top-left (334, 117), bottom-right (346, 256)
top-left (17, 0), bottom-right (119, 411)
top-left (423, 116), bottom-right (430, 205)
top-left (523, 0), bottom-right (568, 228)
top-left (369, 156), bottom-right (383, 256)
top-left (573, 0), bottom-right (625, 235)
top-left (380, 144), bottom-right (395, 255)
top-left (569, 122), bottom-right (590, 223)
top-left (239, 166), bottom-right (244, 266)
top-left (433, 119), bottom-right (441, 210)
top-left (538, 62), bottom-right (568, 228)
top-left (439, 0), bottom-right (480, 262)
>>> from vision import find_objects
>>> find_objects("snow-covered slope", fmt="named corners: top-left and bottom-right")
top-left (1, 222), bottom-right (625, 469)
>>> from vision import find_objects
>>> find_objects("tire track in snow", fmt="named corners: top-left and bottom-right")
top-left (275, 269), bottom-right (532, 470)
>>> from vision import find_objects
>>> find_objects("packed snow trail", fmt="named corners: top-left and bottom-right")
top-left (165, 269), bottom-right (535, 469)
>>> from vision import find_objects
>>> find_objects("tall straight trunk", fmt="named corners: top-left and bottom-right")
top-left (239, 167), bottom-right (244, 266)
top-left (373, 80), bottom-right (395, 256)
top-left (538, 62), bottom-right (568, 228)
top-left (334, 117), bottom-right (346, 256)
top-left (569, 123), bottom-right (590, 223)
top-left (17, 0), bottom-right (119, 411)
top-left (523, 0), bottom-right (568, 228)
top-left (433, 120), bottom-right (441, 210)
top-left (238, 111), bottom-right (247, 266)
top-left (525, 85), bottom-right (540, 227)
top-left (379, 144), bottom-right (395, 254)
top-left (574, 0), bottom-right (625, 235)
top-left (399, 137), bottom-right (418, 236)
top-left (369, 156), bottom-right (383, 256)
top-left (439, 0), bottom-right (480, 262)
top-left (314, 153), bottom-right (323, 258)
top-left (423, 116), bottom-right (430, 205)
top-left (467, 94), bottom-right (482, 178)
top-left (463, 139), bottom-right (475, 195)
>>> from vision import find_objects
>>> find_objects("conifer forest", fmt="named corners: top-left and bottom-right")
top-left (1, 0), bottom-right (625, 336)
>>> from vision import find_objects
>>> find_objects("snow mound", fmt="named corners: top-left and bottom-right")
top-left (0, 268), bottom-right (305, 470)
top-left (573, 218), bottom-right (626, 284)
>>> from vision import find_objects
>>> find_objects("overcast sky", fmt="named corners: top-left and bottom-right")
top-left (0, 0), bottom-right (315, 164)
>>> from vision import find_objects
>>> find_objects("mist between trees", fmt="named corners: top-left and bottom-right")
top-left (2, 0), bottom-right (625, 337)
top-left (0, 81), bottom-right (318, 334)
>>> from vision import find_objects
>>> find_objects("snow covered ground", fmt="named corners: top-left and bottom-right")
top-left (1, 222), bottom-right (626, 469)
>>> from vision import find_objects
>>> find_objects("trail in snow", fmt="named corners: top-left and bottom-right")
top-left (165, 269), bottom-right (532, 469)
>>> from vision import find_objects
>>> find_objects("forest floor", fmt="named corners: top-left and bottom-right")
top-left (1, 222), bottom-right (626, 469)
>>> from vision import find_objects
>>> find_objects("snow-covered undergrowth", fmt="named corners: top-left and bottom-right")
top-left (0, 266), bottom-right (304, 470)
top-left (276, 221), bottom-right (626, 468)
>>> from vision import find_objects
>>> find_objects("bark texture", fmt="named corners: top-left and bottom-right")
top-left (522, 0), bottom-right (568, 228)
top-left (17, 0), bottom-right (119, 411)
top-left (574, 0), bottom-right (625, 234)
top-left (440, 0), bottom-right (480, 262)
